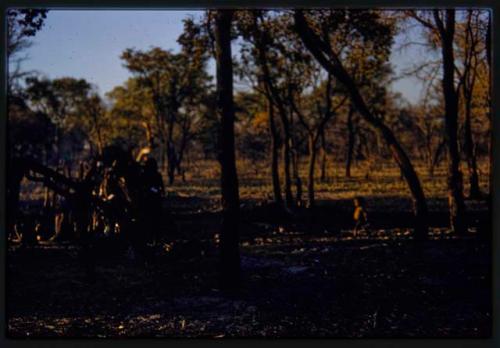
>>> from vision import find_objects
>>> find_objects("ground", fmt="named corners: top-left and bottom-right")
top-left (7, 160), bottom-right (492, 338)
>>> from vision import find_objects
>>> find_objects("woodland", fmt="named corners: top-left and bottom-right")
top-left (6, 9), bottom-right (492, 337)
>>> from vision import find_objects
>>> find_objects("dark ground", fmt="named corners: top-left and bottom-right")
top-left (6, 197), bottom-right (492, 338)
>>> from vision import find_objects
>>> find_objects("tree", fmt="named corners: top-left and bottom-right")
top-left (80, 94), bottom-right (108, 156)
top-left (236, 10), bottom-right (295, 208)
top-left (339, 28), bottom-right (394, 179)
top-left (121, 34), bottom-right (212, 184)
top-left (107, 78), bottom-right (155, 151)
top-left (412, 100), bottom-right (446, 177)
top-left (455, 10), bottom-right (489, 198)
top-left (7, 9), bottom-right (48, 93)
top-left (6, 9), bottom-right (48, 236)
top-left (408, 10), bottom-right (466, 234)
top-left (213, 9), bottom-right (241, 290)
top-left (7, 97), bottom-right (55, 236)
top-left (289, 72), bottom-right (347, 207)
top-left (234, 92), bottom-right (270, 176)
top-left (24, 76), bottom-right (94, 164)
top-left (294, 9), bottom-right (429, 238)
top-left (345, 103), bottom-right (356, 178)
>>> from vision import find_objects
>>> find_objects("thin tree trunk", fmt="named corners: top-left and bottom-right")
top-left (463, 99), bottom-right (481, 198)
top-left (214, 9), bottom-right (241, 291)
top-left (251, 16), bottom-right (294, 208)
top-left (91, 108), bottom-right (104, 156)
top-left (484, 11), bottom-right (492, 240)
top-left (319, 128), bottom-right (327, 182)
top-left (294, 10), bottom-right (428, 238)
top-left (268, 99), bottom-right (283, 205)
top-left (346, 104), bottom-right (355, 178)
top-left (290, 121), bottom-right (302, 207)
top-left (281, 116), bottom-right (294, 208)
top-left (307, 134), bottom-right (318, 207)
top-left (166, 117), bottom-right (177, 185)
top-left (161, 144), bottom-right (168, 180)
top-left (435, 9), bottom-right (467, 234)
top-left (486, 11), bottom-right (492, 200)
top-left (460, 11), bottom-right (481, 199)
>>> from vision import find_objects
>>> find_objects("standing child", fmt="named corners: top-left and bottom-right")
top-left (353, 196), bottom-right (369, 237)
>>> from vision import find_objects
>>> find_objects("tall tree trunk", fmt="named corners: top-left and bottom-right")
top-left (281, 114), bottom-right (294, 208)
top-left (161, 143), bottom-right (168, 181)
top-left (319, 128), bottom-right (327, 182)
top-left (175, 127), bottom-right (190, 182)
top-left (463, 99), bottom-right (481, 198)
top-left (307, 134), bottom-right (318, 208)
top-left (460, 11), bottom-right (481, 199)
top-left (214, 10), bottom-right (241, 290)
top-left (252, 20), bottom-right (294, 208)
top-left (290, 121), bottom-right (302, 207)
top-left (346, 104), bottom-right (355, 178)
top-left (486, 11), bottom-right (492, 199)
top-left (166, 116), bottom-right (177, 185)
top-left (431, 140), bottom-right (446, 176)
top-left (268, 99), bottom-right (283, 205)
top-left (435, 9), bottom-right (467, 234)
top-left (294, 10), bottom-right (428, 239)
top-left (480, 10), bottom-right (492, 240)
top-left (91, 108), bottom-right (104, 156)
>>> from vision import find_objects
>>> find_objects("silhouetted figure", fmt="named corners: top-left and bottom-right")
top-left (18, 214), bottom-right (38, 246)
top-left (353, 196), bottom-right (369, 237)
top-left (7, 157), bottom-right (26, 241)
top-left (141, 157), bottom-right (165, 245)
top-left (50, 195), bottom-right (71, 241)
top-left (99, 146), bottom-right (149, 263)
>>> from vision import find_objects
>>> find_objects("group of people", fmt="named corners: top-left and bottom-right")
top-left (44, 146), bottom-right (166, 258)
top-left (93, 148), bottom-right (165, 243)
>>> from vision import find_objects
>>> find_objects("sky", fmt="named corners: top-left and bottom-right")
top-left (18, 10), bottom-right (427, 104)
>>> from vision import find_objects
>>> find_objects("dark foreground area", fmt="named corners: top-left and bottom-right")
top-left (6, 198), bottom-right (492, 338)
top-left (6, 201), bottom-right (491, 338)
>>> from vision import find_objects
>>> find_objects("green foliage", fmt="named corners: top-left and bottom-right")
top-left (7, 9), bottom-right (48, 93)
top-left (24, 76), bottom-right (108, 161)
top-left (7, 9), bottom-right (48, 60)
top-left (8, 95), bottom-right (55, 160)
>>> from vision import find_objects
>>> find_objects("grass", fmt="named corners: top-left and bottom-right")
top-left (9, 157), bottom-right (492, 338)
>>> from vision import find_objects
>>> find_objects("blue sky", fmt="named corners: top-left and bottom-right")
top-left (19, 10), bottom-right (426, 104)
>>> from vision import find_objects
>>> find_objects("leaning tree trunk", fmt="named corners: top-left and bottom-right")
top-left (214, 9), bottom-right (241, 290)
top-left (435, 9), bottom-right (467, 234)
top-left (294, 10), bottom-right (429, 239)
top-left (267, 99), bottom-right (283, 205)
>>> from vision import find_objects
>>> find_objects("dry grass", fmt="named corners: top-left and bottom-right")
top-left (171, 158), bottom-right (490, 203)
top-left (19, 157), bottom-right (490, 214)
